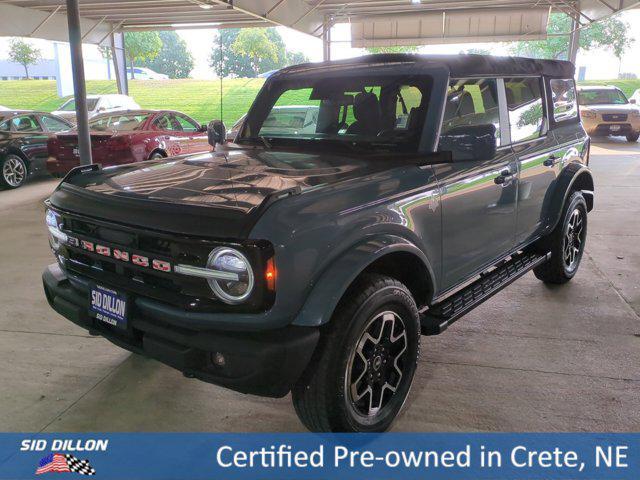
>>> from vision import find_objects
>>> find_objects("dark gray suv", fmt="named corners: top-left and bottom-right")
top-left (42, 54), bottom-right (593, 433)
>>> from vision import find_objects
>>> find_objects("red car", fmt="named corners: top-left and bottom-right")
top-left (47, 110), bottom-right (210, 175)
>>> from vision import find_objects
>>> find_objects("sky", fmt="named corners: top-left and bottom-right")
top-left (1, 10), bottom-right (639, 81)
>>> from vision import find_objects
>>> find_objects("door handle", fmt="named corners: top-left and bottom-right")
top-left (543, 155), bottom-right (558, 167)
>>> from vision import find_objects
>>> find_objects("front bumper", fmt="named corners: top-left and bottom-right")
top-left (582, 116), bottom-right (640, 136)
top-left (43, 263), bottom-right (319, 398)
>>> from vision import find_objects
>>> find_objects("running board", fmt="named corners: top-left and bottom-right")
top-left (420, 251), bottom-right (551, 336)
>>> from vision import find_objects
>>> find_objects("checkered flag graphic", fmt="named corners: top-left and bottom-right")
top-left (65, 454), bottom-right (96, 476)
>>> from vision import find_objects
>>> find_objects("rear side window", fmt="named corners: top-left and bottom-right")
top-left (550, 79), bottom-right (578, 122)
top-left (504, 77), bottom-right (546, 143)
top-left (441, 78), bottom-right (501, 145)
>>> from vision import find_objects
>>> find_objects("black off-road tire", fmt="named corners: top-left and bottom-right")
top-left (292, 274), bottom-right (420, 432)
top-left (533, 191), bottom-right (588, 284)
top-left (626, 132), bottom-right (640, 143)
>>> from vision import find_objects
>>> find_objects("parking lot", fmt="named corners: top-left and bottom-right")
top-left (0, 138), bottom-right (638, 432)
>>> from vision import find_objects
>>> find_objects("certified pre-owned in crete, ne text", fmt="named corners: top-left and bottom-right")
top-left (42, 54), bottom-right (594, 432)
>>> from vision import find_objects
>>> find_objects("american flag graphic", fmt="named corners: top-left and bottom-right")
top-left (36, 453), bottom-right (96, 476)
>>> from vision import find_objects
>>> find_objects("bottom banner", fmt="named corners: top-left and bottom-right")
top-left (0, 433), bottom-right (637, 479)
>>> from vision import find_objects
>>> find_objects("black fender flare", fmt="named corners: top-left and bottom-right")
top-left (292, 234), bottom-right (436, 327)
top-left (544, 163), bottom-right (594, 234)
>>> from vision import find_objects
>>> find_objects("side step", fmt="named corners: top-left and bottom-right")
top-left (420, 251), bottom-right (551, 336)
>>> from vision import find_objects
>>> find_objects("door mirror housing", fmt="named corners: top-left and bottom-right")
top-left (207, 120), bottom-right (226, 146)
top-left (198, 124), bottom-right (208, 133)
top-left (630, 98), bottom-right (637, 104)
top-left (438, 124), bottom-right (497, 162)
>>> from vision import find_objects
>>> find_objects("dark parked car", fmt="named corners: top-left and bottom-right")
top-left (42, 55), bottom-right (593, 432)
top-left (0, 111), bottom-right (72, 189)
top-left (46, 110), bottom-right (211, 175)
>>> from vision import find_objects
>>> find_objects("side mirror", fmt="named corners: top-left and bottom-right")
top-left (207, 120), bottom-right (226, 147)
top-left (198, 124), bottom-right (207, 133)
top-left (630, 98), bottom-right (637, 104)
top-left (439, 124), bottom-right (497, 162)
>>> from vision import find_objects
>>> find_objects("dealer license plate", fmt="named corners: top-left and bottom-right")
top-left (89, 284), bottom-right (128, 329)
top-left (609, 125), bottom-right (621, 132)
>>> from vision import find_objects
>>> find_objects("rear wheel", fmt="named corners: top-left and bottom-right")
top-left (534, 191), bottom-right (588, 284)
top-left (292, 274), bottom-right (420, 432)
top-left (1, 154), bottom-right (27, 189)
top-left (626, 132), bottom-right (639, 143)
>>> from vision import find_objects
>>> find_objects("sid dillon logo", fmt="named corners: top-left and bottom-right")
top-left (21, 439), bottom-right (106, 476)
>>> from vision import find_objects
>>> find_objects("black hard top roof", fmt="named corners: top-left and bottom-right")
top-left (277, 53), bottom-right (575, 79)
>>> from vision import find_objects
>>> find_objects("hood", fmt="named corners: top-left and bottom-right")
top-left (581, 103), bottom-right (640, 114)
top-left (65, 148), bottom-right (390, 213)
top-left (49, 147), bottom-right (401, 238)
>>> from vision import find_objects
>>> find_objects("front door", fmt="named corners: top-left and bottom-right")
top-left (436, 78), bottom-right (518, 290)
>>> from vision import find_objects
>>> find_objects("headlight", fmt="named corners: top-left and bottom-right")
top-left (45, 208), bottom-right (67, 251)
top-left (580, 110), bottom-right (596, 119)
top-left (206, 247), bottom-right (254, 304)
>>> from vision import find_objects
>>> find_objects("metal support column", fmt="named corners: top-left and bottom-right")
top-left (568, 14), bottom-right (581, 64)
top-left (322, 19), bottom-right (331, 62)
top-left (110, 31), bottom-right (129, 95)
top-left (66, 0), bottom-right (92, 165)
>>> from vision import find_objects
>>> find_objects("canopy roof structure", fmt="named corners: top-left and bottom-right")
top-left (1, 0), bottom-right (639, 46)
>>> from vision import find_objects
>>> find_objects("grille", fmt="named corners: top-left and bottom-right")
top-left (602, 114), bottom-right (628, 122)
top-left (58, 212), bottom-right (227, 311)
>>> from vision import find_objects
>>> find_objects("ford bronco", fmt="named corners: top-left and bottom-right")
top-left (42, 54), bottom-right (593, 432)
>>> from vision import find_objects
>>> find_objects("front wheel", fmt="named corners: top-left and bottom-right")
top-left (292, 274), bottom-right (420, 432)
top-left (1, 154), bottom-right (27, 189)
top-left (626, 132), bottom-right (639, 143)
top-left (534, 191), bottom-right (588, 284)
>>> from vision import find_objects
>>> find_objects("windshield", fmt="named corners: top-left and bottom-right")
top-left (60, 98), bottom-right (99, 112)
top-left (239, 75), bottom-right (431, 152)
top-left (89, 113), bottom-right (150, 132)
top-left (578, 89), bottom-right (628, 105)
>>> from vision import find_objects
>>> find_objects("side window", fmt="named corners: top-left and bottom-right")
top-left (504, 77), bottom-right (546, 143)
top-left (11, 115), bottom-right (41, 132)
top-left (154, 114), bottom-right (176, 131)
top-left (440, 78), bottom-right (501, 145)
top-left (41, 115), bottom-right (70, 132)
top-left (550, 79), bottom-right (578, 122)
top-left (0, 120), bottom-right (9, 131)
top-left (174, 114), bottom-right (198, 132)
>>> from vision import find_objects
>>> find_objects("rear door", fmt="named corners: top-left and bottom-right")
top-left (505, 77), bottom-right (562, 244)
top-left (435, 78), bottom-right (519, 290)
top-left (10, 114), bottom-right (48, 170)
top-left (173, 113), bottom-right (208, 153)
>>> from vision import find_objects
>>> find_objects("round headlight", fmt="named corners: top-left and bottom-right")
top-left (206, 247), bottom-right (254, 304)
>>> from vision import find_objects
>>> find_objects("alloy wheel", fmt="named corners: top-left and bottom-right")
top-left (3, 156), bottom-right (26, 187)
top-left (346, 311), bottom-right (408, 418)
top-left (563, 208), bottom-right (585, 272)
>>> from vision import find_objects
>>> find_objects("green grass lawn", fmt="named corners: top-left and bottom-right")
top-left (1, 77), bottom-right (639, 127)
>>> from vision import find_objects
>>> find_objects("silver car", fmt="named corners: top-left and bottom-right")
top-left (52, 94), bottom-right (140, 125)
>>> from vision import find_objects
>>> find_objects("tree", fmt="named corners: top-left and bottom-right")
top-left (509, 13), bottom-right (634, 60)
top-left (124, 32), bottom-right (162, 79)
top-left (365, 46), bottom-right (420, 54)
top-left (231, 28), bottom-right (279, 76)
top-left (210, 28), bottom-right (308, 78)
top-left (140, 31), bottom-right (194, 79)
top-left (7, 38), bottom-right (42, 79)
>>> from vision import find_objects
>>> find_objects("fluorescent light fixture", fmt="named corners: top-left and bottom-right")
top-left (411, 0), bottom-right (421, 3)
